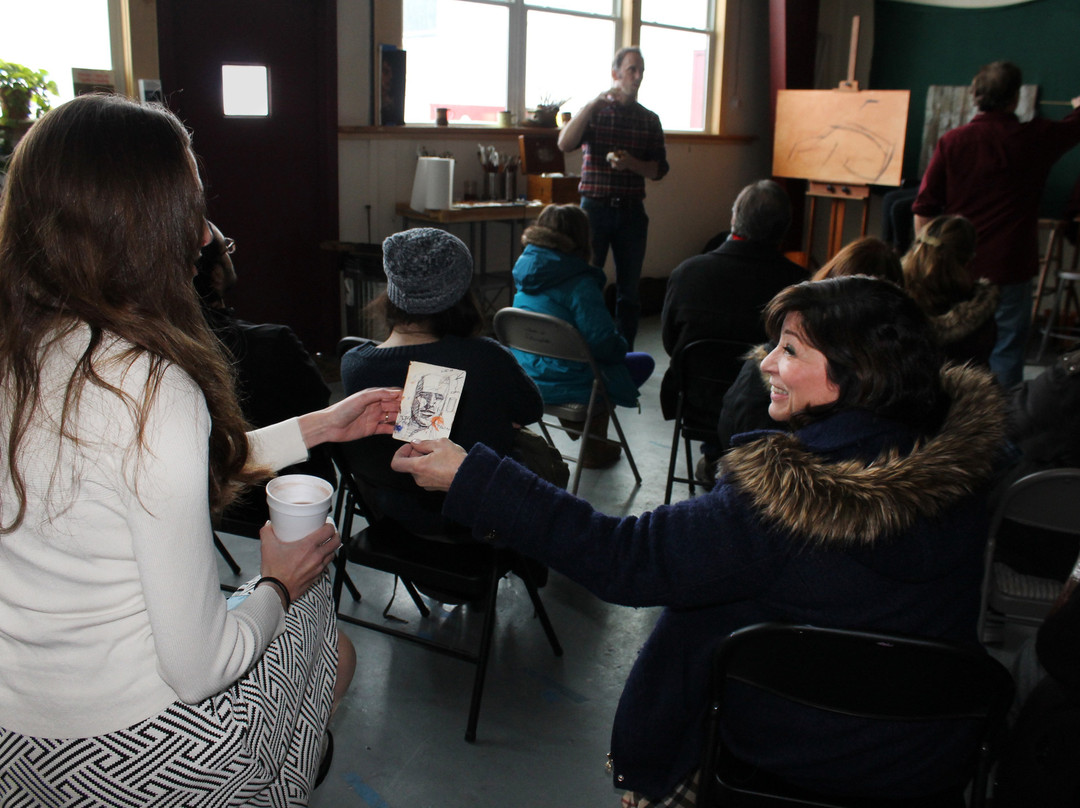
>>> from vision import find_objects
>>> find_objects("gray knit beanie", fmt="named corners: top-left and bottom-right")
top-left (383, 228), bottom-right (474, 314)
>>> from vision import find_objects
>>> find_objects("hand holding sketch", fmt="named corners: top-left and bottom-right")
top-left (394, 361), bottom-right (466, 442)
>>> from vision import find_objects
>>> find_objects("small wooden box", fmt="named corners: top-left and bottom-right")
top-left (519, 134), bottom-right (579, 205)
top-left (526, 174), bottom-right (580, 205)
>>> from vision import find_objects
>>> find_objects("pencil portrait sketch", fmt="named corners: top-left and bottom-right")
top-left (394, 361), bottom-right (467, 442)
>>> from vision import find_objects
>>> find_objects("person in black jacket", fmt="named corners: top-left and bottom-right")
top-left (195, 221), bottom-right (336, 524)
top-left (660, 180), bottom-right (807, 479)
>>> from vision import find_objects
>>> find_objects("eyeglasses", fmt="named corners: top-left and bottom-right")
top-left (222, 238), bottom-right (236, 256)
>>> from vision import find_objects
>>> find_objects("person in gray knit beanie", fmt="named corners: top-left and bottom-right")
top-left (383, 227), bottom-right (474, 315)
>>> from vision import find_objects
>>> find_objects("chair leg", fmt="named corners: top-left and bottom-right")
top-left (464, 564), bottom-right (502, 743)
top-left (683, 434), bottom-right (696, 497)
top-left (664, 418), bottom-right (683, 505)
top-left (521, 574), bottom-right (563, 657)
top-left (608, 409), bottom-right (641, 485)
top-left (401, 579), bottom-right (431, 618)
top-left (342, 569), bottom-right (362, 603)
top-left (214, 532), bottom-right (242, 576)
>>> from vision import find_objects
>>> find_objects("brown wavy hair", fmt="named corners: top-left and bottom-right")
top-left (0, 93), bottom-right (259, 534)
top-left (901, 215), bottom-right (977, 314)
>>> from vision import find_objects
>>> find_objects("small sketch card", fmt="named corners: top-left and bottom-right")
top-left (394, 361), bottom-right (466, 442)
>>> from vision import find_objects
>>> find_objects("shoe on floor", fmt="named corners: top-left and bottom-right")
top-left (695, 456), bottom-right (717, 491)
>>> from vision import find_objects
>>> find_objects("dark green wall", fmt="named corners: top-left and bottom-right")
top-left (870, 0), bottom-right (1080, 215)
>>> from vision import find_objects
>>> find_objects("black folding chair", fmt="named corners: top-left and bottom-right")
top-left (700, 623), bottom-right (1015, 808)
top-left (664, 338), bottom-right (751, 504)
top-left (330, 443), bottom-right (562, 742)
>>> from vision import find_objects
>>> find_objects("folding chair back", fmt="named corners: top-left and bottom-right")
top-left (700, 622), bottom-right (1015, 808)
top-left (493, 307), bottom-right (640, 494)
top-left (978, 468), bottom-right (1080, 642)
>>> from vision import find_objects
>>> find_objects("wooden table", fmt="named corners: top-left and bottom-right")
top-left (395, 201), bottom-right (544, 317)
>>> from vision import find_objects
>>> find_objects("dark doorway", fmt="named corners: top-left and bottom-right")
top-left (157, 0), bottom-right (340, 353)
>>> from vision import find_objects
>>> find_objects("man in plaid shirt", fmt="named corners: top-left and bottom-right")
top-left (558, 46), bottom-right (669, 349)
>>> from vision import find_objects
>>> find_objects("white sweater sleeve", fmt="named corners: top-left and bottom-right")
top-left (129, 365), bottom-right (286, 703)
top-left (248, 418), bottom-right (310, 472)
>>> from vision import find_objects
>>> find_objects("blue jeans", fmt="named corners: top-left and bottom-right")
top-left (581, 197), bottom-right (649, 349)
top-left (991, 280), bottom-right (1033, 389)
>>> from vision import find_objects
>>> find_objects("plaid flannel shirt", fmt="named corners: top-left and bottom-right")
top-left (579, 101), bottom-right (668, 200)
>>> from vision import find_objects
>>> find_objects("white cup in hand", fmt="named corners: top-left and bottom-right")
top-left (266, 474), bottom-right (334, 542)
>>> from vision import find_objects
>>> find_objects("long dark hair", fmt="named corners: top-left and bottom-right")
top-left (764, 276), bottom-right (947, 432)
top-left (0, 93), bottom-right (257, 533)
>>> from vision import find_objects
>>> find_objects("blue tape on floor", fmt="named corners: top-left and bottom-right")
top-left (524, 667), bottom-right (589, 704)
top-left (345, 772), bottom-right (391, 808)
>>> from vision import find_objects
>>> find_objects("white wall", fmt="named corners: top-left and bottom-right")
top-left (336, 0), bottom-right (775, 280)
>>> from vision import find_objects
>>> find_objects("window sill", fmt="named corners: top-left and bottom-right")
top-left (337, 124), bottom-right (754, 145)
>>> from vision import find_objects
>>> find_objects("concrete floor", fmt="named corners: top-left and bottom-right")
top-left (215, 313), bottom-right (1048, 808)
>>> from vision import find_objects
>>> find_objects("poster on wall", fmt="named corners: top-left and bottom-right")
top-left (72, 68), bottom-right (114, 97)
top-left (379, 46), bottom-right (406, 126)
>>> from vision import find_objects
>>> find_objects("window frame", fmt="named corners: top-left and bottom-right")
top-left (399, 0), bottom-right (725, 133)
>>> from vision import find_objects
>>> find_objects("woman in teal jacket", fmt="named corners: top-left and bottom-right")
top-left (511, 203), bottom-right (653, 408)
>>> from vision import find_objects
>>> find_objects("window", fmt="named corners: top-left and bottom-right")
top-left (0, 0), bottom-right (112, 105)
top-left (222, 65), bottom-right (270, 117)
top-left (401, 0), bottom-right (719, 132)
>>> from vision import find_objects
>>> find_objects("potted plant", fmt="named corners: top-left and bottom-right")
top-left (0, 61), bottom-right (59, 122)
top-left (525, 96), bottom-right (568, 128)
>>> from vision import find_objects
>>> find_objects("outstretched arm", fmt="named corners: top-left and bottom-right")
top-left (297, 387), bottom-right (402, 447)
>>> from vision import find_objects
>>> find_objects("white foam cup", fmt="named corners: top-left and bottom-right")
top-left (266, 474), bottom-right (334, 542)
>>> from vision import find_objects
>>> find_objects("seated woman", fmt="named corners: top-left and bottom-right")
top-left (0, 94), bottom-right (400, 804)
top-left (340, 227), bottom-right (543, 538)
top-left (511, 203), bottom-right (655, 469)
top-left (902, 214), bottom-right (999, 367)
top-left (717, 236), bottom-right (903, 456)
top-left (393, 276), bottom-right (1006, 805)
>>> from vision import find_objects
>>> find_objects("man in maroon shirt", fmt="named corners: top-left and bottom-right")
top-left (913, 61), bottom-right (1080, 387)
top-left (558, 46), bottom-right (669, 349)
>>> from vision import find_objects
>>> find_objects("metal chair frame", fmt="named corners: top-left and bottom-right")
top-left (700, 622), bottom-right (1015, 808)
top-left (329, 337), bottom-right (564, 741)
top-left (977, 468), bottom-right (1080, 643)
top-left (664, 338), bottom-right (752, 504)
top-left (493, 307), bottom-right (640, 495)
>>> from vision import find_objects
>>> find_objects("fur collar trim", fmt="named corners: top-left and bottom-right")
top-left (931, 279), bottom-right (1000, 344)
top-left (720, 364), bottom-right (1005, 546)
top-left (522, 225), bottom-right (578, 255)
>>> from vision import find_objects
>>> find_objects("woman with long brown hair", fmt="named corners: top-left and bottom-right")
top-left (0, 94), bottom-right (398, 804)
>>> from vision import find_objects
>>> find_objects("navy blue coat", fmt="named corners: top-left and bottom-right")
top-left (443, 365), bottom-right (1005, 800)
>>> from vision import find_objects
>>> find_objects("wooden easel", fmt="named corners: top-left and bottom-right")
top-left (805, 15), bottom-right (870, 263)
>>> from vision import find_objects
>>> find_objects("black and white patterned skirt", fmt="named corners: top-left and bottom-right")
top-left (0, 575), bottom-right (338, 808)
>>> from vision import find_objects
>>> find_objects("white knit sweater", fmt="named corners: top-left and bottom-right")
top-left (0, 327), bottom-right (310, 738)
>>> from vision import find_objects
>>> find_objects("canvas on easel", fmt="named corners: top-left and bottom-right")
top-left (773, 89), bottom-right (910, 187)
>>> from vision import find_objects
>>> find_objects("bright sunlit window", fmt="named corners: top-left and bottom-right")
top-left (222, 65), bottom-right (270, 117)
top-left (402, 0), bottom-right (718, 132)
top-left (0, 0), bottom-right (112, 105)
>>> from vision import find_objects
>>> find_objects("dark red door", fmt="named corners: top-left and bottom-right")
top-left (157, 0), bottom-right (340, 353)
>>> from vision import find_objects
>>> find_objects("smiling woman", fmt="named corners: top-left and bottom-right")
top-left (390, 274), bottom-right (1008, 805)
top-left (759, 312), bottom-right (840, 423)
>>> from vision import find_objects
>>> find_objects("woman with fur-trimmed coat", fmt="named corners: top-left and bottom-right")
top-left (392, 277), bottom-right (1007, 807)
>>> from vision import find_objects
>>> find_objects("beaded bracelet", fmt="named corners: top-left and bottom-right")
top-left (256, 576), bottom-right (292, 611)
